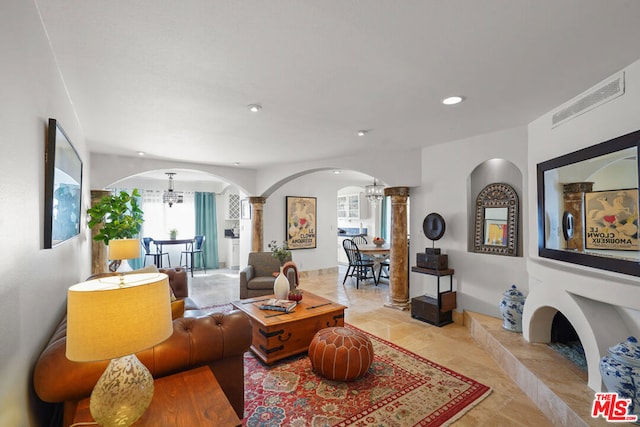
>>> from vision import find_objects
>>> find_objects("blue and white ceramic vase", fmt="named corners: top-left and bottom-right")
top-left (600, 336), bottom-right (640, 423)
top-left (499, 285), bottom-right (526, 332)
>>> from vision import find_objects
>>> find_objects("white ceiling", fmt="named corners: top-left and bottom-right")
top-left (37, 1), bottom-right (640, 172)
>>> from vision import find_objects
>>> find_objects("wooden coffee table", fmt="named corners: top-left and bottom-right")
top-left (232, 291), bottom-right (346, 364)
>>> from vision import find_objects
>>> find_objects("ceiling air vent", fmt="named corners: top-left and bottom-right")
top-left (552, 72), bottom-right (625, 128)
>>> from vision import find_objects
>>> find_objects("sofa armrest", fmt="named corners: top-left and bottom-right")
top-left (159, 267), bottom-right (188, 298)
top-left (34, 310), bottom-right (252, 404)
top-left (239, 265), bottom-right (254, 283)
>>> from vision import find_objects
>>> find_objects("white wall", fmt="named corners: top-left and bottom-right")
top-left (526, 60), bottom-right (640, 332)
top-left (410, 127), bottom-right (529, 317)
top-left (260, 172), bottom-right (345, 271)
top-left (0, 1), bottom-right (91, 424)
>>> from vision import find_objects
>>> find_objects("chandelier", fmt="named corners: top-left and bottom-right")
top-left (162, 172), bottom-right (183, 207)
top-left (365, 179), bottom-right (385, 205)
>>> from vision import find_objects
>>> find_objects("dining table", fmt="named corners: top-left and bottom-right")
top-left (152, 238), bottom-right (194, 268)
top-left (359, 244), bottom-right (390, 282)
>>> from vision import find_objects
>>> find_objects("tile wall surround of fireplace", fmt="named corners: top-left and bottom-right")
top-left (525, 58), bottom-right (640, 394)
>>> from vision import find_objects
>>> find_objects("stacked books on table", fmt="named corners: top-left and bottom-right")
top-left (258, 298), bottom-right (297, 313)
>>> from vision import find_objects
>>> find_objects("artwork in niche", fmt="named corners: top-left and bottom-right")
top-left (44, 118), bottom-right (83, 249)
top-left (286, 196), bottom-right (316, 249)
top-left (584, 189), bottom-right (638, 251)
top-left (536, 127), bottom-right (640, 277)
top-left (473, 183), bottom-right (518, 256)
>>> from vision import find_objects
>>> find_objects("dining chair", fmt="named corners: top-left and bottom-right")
top-left (377, 258), bottom-right (390, 283)
top-left (141, 237), bottom-right (170, 268)
top-left (352, 234), bottom-right (374, 262)
top-left (342, 239), bottom-right (376, 289)
top-left (180, 235), bottom-right (206, 277)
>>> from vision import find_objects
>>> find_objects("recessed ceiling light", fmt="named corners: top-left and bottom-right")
top-left (333, 170), bottom-right (341, 174)
top-left (248, 104), bottom-right (262, 112)
top-left (234, 162), bottom-right (240, 166)
top-left (357, 130), bottom-right (367, 136)
top-left (137, 151), bottom-right (145, 156)
top-left (442, 96), bottom-right (464, 105)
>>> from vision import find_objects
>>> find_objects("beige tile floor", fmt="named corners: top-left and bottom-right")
top-left (188, 268), bottom-right (605, 426)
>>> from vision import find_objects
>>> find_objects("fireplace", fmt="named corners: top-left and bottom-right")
top-left (549, 312), bottom-right (587, 371)
top-left (522, 268), bottom-right (634, 392)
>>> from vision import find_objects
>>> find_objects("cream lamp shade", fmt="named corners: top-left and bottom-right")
top-left (108, 238), bottom-right (140, 261)
top-left (66, 273), bottom-right (173, 361)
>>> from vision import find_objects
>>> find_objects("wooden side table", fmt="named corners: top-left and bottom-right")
top-left (410, 266), bottom-right (456, 327)
top-left (72, 366), bottom-right (241, 427)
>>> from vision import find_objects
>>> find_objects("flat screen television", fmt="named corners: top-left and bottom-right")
top-left (44, 118), bottom-right (83, 248)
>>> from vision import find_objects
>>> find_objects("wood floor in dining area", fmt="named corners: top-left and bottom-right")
top-left (188, 267), bottom-right (565, 426)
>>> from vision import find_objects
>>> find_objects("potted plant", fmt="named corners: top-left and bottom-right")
top-left (87, 189), bottom-right (143, 271)
top-left (169, 229), bottom-right (178, 240)
top-left (268, 240), bottom-right (291, 266)
top-left (267, 240), bottom-right (292, 300)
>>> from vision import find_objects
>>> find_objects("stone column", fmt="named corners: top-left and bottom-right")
top-left (563, 182), bottom-right (593, 251)
top-left (383, 187), bottom-right (410, 310)
top-left (249, 197), bottom-right (267, 252)
top-left (90, 190), bottom-right (111, 274)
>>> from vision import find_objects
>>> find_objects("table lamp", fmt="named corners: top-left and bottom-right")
top-left (66, 273), bottom-right (173, 427)
top-left (108, 238), bottom-right (140, 276)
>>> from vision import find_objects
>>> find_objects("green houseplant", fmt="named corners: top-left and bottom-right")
top-left (268, 240), bottom-right (291, 266)
top-left (87, 189), bottom-right (144, 245)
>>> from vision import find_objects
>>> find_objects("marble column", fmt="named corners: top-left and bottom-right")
top-left (249, 197), bottom-right (267, 252)
top-left (563, 182), bottom-right (593, 251)
top-left (90, 190), bottom-right (111, 274)
top-left (383, 187), bottom-right (410, 310)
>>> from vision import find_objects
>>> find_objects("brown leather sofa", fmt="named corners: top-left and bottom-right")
top-left (33, 267), bottom-right (251, 426)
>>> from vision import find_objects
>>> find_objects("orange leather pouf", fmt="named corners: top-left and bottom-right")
top-left (308, 327), bottom-right (374, 381)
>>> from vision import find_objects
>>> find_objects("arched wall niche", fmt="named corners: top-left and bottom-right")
top-left (468, 158), bottom-right (523, 255)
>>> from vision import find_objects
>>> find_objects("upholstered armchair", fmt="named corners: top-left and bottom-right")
top-left (239, 252), bottom-right (298, 299)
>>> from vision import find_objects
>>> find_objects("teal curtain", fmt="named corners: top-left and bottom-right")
top-left (195, 192), bottom-right (219, 269)
top-left (380, 196), bottom-right (390, 242)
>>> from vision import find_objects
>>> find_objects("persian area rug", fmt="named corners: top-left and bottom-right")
top-left (243, 324), bottom-right (491, 427)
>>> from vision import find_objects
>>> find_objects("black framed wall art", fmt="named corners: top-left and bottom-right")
top-left (44, 118), bottom-right (83, 248)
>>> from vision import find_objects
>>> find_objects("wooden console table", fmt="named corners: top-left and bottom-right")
top-left (72, 366), bottom-right (241, 427)
top-left (410, 266), bottom-right (456, 327)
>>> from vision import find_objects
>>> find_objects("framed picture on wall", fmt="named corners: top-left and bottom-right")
top-left (241, 198), bottom-right (251, 219)
top-left (44, 118), bottom-right (83, 248)
top-left (286, 196), bottom-right (316, 249)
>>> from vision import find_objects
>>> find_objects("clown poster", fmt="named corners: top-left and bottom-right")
top-left (286, 196), bottom-right (316, 249)
top-left (585, 189), bottom-right (639, 251)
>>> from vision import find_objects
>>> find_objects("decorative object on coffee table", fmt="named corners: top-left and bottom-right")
top-left (309, 326), bottom-right (373, 381)
top-left (268, 240), bottom-right (292, 300)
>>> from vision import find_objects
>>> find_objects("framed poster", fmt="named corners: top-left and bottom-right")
top-left (585, 189), bottom-right (639, 251)
top-left (286, 196), bottom-right (316, 249)
top-left (44, 118), bottom-right (83, 248)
